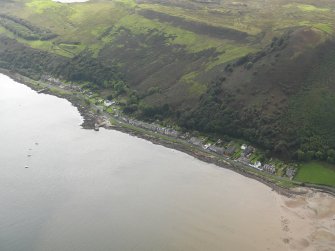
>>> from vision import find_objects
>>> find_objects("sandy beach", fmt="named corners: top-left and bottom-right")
top-left (280, 188), bottom-right (335, 250)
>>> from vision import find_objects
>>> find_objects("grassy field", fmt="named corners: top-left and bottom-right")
top-left (2, 0), bottom-right (333, 61)
top-left (295, 162), bottom-right (335, 186)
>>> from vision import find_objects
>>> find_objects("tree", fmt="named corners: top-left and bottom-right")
top-left (327, 149), bottom-right (335, 158)
top-left (305, 150), bottom-right (315, 161)
top-left (296, 149), bottom-right (305, 161)
top-left (274, 140), bottom-right (288, 155)
top-left (315, 151), bottom-right (324, 160)
top-left (113, 81), bottom-right (126, 95)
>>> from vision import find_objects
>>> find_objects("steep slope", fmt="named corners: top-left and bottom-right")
top-left (179, 28), bottom-right (335, 162)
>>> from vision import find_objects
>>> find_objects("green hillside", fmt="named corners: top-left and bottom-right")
top-left (1, 0), bottom-right (335, 165)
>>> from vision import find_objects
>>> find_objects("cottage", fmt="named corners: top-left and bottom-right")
top-left (208, 145), bottom-right (226, 155)
top-left (237, 156), bottom-right (251, 165)
top-left (263, 164), bottom-right (276, 174)
top-left (164, 129), bottom-right (179, 138)
top-left (286, 167), bottom-right (296, 179)
top-left (225, 145), bottom-right (237, 156)
top-left (189, 137), bottom-right (203, 146)
top-left (250, 161), bottom-right (262, 171)
top-left (104, 100), bottom-right (115, 107)
top-left (243, 146), bottom-right (254, 156)
top-left (203, 143), bottom-right (211, 150)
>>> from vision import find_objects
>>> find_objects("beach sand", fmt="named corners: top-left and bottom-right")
top-left (280, 188), bottom-right (335, 250)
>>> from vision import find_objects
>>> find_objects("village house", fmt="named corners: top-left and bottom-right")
top-left (126, 118), bottom-right (179, 138)
top-left (242, 145), bottom-right (254, 157)
top-left (179, 132), bottom-right (190, 140)
top-left (104, 100), bottom-right (115, 107)
top-left (263, 164), bottom-right (276, 174)
top-left (208, 145), bottom-right (226, 155)
top-left (286, 167), bottom-right (297, 179)
top-left (250, 161), bottom-right (262, 171)
top-left (237, 156), bottom-right (251, 165)
top-left (203, 143), bottom-right (212, 150)
top-left (225, 145), bottom-right (237, 156)
top-left (189, 137), bottom-right (203, 147)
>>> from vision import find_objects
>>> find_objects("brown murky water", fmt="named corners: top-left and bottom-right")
top-left (0, 74), bottom-right (334, 251)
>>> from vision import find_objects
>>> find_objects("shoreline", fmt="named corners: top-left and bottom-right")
top-left (2, 69), bottom-right (334, 197)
